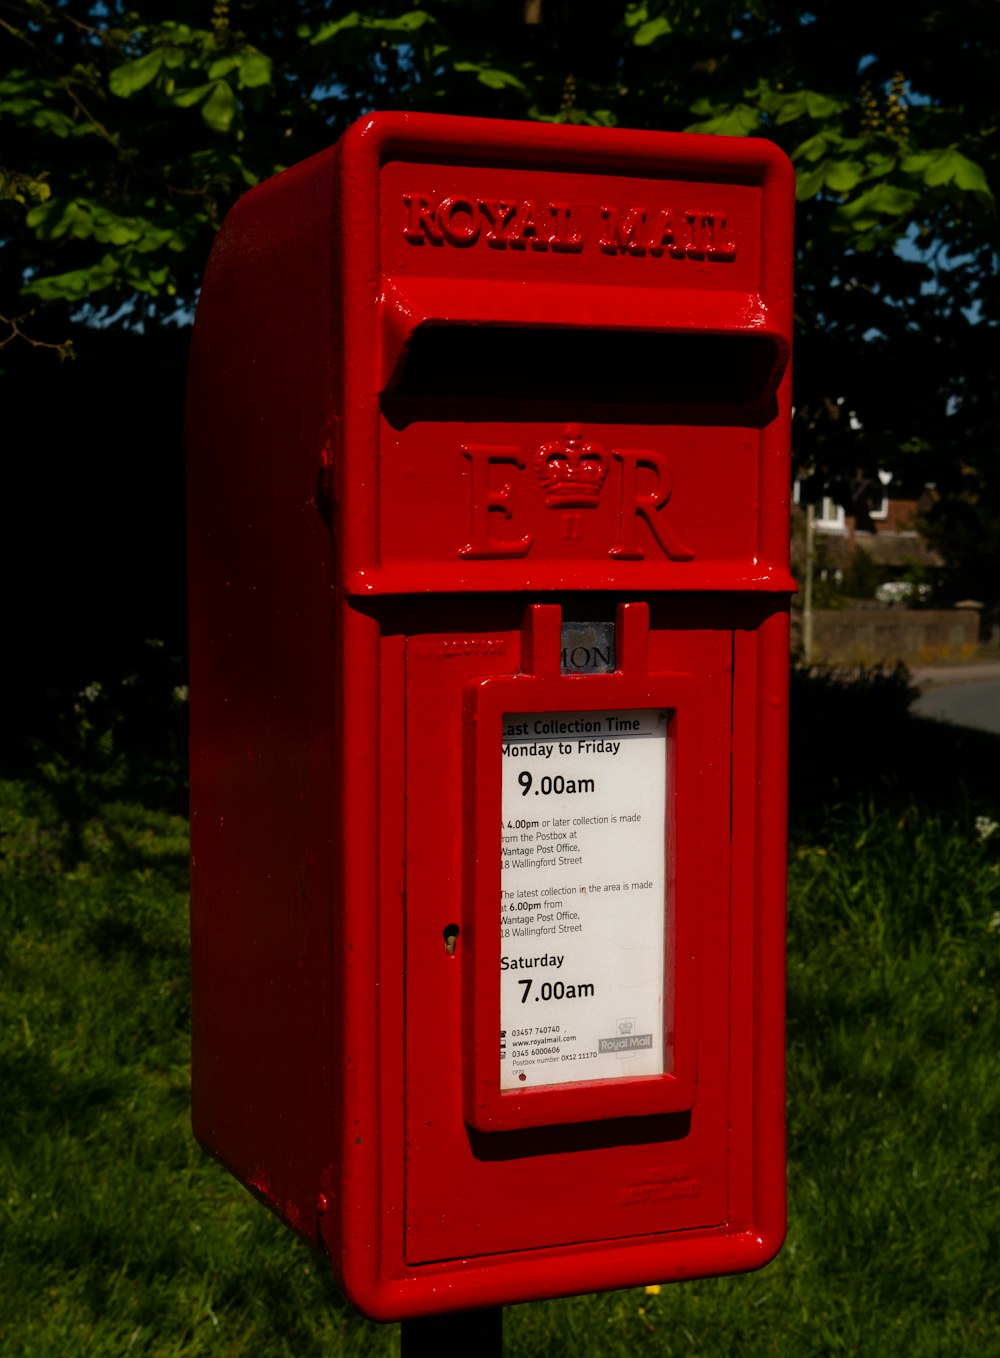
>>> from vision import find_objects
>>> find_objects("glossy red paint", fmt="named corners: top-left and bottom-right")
top-left (186, 112), bottom-right (793, 1321)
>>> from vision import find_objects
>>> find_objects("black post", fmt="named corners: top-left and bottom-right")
top-left (400, 1307), bottom-right (503, 1358)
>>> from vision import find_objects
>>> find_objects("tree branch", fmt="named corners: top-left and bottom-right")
top-left (0, 311), bottom-right (75, 360)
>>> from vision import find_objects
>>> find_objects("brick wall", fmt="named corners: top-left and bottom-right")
top-left (794, 609), bottom-right (979, 667)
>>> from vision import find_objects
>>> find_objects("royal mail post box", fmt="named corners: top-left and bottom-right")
top-left (186, 112), bottom-right (794, 1321)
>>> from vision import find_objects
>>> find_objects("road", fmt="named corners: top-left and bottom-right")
top-left (910, 660), bottom-right (1000, 736)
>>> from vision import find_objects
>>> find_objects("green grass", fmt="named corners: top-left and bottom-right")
top-left (3, 713), bottom-right (999, 1355)
top-left (0, 779), bottom-right (387, 1358)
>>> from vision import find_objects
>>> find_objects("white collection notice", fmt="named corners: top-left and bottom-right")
top-left (499, 708), bottom-right (667, 1090)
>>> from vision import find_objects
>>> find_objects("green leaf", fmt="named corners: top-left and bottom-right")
top-left (26, 198), bottom-right (186, 253)
top-left (771, 91), bottom-right (806, 124)
top-left (869, 183), bottom-right (920, 214)
top-left (453, 61), bottom-right (526, 91)
top-left (685, 103), bottom-right (760, 137)
top-left (160, 22), bottom-right (190, 39)
top-left (0, 168), bottom-right (51, 205)
top-left (228, 155), bottom-right (261, 188)
top-left (23, 254), bottom-right (121, 303)
top-left (310, 9), bottom-right (430, 43)
top-left (478, 69), bottom-right (524, 90)
top-left (757, 84), bottom-right (850, 125)
top-left (864, 151), bottom-right (897, 178)
top-left (632, 16), bottom-right (672, 45)
top-left (31, 107), bottom-right (78, 137)
top-left (824, 159), bottom-right (864, 193)
top-left (26, 198), bottom-right (90, 239)
top-left (922, 148), bottom-right (964, 187)
top-left (109, 50), bottom-right (164, 98)
top-left (169, 82), bottom-right (214, 109)
top-left (481, 68), bottom-right (526, 91)
top-left (832, 182), bottom-right (919, 232)
top-left (311, 13), bottom-right (360, 43)
top-left (795, 165), bottom-right (827, 200)
top-left (365, 10), bottom-right (431, 31)
top-left (805, 91), bottom-right (849, 119)
top-left (793, 132), bottom-right (837, 163)
top-left (906, 147), bottom-right (995, 202)
top-left (104, 218), bottom-right (136, 245)
top-left (549, 107), bottom-right (617, 127)
top-left (237, 52), bottom-right (272, 89)
top-left (949, 153), bottom-right (993, 199)
top-left (852, 232), bottom-right (881, 253)
top-left (900, 152), bottom-right (933, 174)
top-left (207, 56), bottom-right (240, 80)
top-left (201, 81), bottom-right (239, 132)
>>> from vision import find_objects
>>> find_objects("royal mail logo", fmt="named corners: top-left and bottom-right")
top-left (402, 193), bottom-right (736, 261)
top-left (599, 1031), bottom-right (653, 1054)
top-left (404, 194), bottom-right (583, 253)
top-left (459, 424), bottom-right (695, 562)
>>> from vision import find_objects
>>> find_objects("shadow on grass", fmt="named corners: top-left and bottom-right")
top-left (1, 638), bottom-right (189, 868)
top-left (789, 663), bottom-right (1000, 829)
top-left (7, 658), bottom-right (996, 858)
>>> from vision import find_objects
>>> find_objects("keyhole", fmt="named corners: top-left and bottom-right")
top-left (443, 923), bottom-right (460, 956)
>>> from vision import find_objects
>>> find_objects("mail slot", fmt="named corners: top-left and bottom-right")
top-left (186, 112), bottom-right (794, 1320)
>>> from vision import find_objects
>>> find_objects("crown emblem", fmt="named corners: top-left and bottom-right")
top-left (534, 424), bottom-right (610, 509)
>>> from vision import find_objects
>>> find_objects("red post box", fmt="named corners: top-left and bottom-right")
top-left (186, 112), bottom-right (794, 1321)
